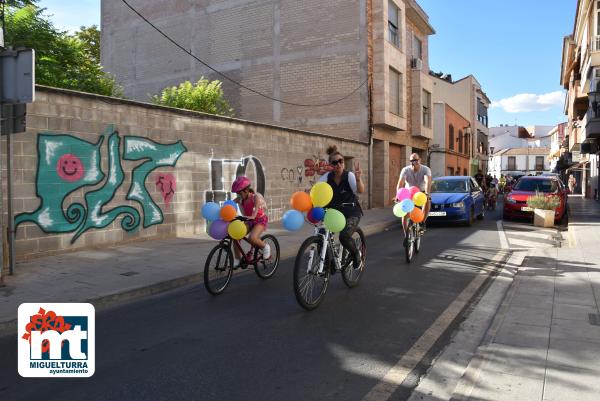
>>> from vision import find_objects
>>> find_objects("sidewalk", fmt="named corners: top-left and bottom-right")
top-left (0, 207), bottom-right (397, 336)
top-left (411, 196), bottom-right (600, 401)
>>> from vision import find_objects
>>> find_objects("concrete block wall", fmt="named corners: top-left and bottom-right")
top-left (0, 86), bottom-right (367, 264)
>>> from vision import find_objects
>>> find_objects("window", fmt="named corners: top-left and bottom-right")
top-left (458, 130), bottom-right (463, 153)
top-left (508, 156), bottom-right (516, 170)
top-left (422, 90), bottom-right (431, 127)
top-left (464, 134), bottom-right (469, 155)
top-left (389, 68), bottom-right (402, 115)
top-left (447, 167), bottom-right (454, 176)
top-left (597, 0), bottom-right (600, 36)
top-left (464, 168), bottom-right (468, 176)
top-left (412, 34), bottom-right (422, 60)
top-left (535, 156), bottom-right (544, 171)
top-left (449, 124), bottom-right (455, 150)
top-left (388, 1), bottom-right (400, 48)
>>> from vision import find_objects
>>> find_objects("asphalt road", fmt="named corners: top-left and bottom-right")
top-left (0, 207), bottom-right (505, 401)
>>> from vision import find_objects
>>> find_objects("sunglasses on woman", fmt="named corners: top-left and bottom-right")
top-left (330, 159), bottom-right (344, 166)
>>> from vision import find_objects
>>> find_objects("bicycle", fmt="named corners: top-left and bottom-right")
top-left (293, 221), bottom-right (366, 310)
top-left (203, 217), bottom-right (280, 295)
top-left (404, 218), bottom-right (422, 263)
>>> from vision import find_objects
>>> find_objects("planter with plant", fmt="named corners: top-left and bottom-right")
top-left (526, 191), bottom-right (560, 227)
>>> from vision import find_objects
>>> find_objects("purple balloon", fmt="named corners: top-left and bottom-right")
top-left (209, 219), bottom-right (229, 240)
top-left (397, 188), bottom-right (411, 201)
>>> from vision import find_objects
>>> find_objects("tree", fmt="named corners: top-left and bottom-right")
top-left (3, 5), bottom-right (123, 97)
top-left (151, 78), bottom-right (234, 117)
top-left (74, 25), bottom-right (100, 64)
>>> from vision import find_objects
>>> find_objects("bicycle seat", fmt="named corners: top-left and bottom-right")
top-left (235, 216), bottom-right (249, 222)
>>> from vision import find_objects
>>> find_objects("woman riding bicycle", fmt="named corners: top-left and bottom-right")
top-left (319, 145), bottom-right (365, 270)
top-left (231, 176), bottom-right (271, 264)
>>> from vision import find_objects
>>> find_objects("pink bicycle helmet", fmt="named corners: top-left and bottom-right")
top-left (231, 176), bottom-right (251, 193)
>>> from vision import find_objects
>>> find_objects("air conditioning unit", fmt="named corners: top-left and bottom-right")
top-left (411, 58), bottom-right (422, 70)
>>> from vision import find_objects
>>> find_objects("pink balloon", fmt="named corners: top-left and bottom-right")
top-left (396, 188), bottom-right (411, 201)
top-left (409, 186), bottom-right (420, 197)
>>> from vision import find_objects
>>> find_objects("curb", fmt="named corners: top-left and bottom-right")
top-left (0, 218), bottom-right (398, 337)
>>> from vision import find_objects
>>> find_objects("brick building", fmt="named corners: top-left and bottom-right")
top-left (101, 0), bottom-right (436, 207)
top-left (430, 103), bottom-right (470, 177)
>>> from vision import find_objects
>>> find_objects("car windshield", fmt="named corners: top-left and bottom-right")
top-left (513, 179), bottom-right (558, 192)
top-left (431, 180), bottom-right (468, 193)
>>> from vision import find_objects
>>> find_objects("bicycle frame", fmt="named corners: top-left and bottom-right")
top-left (221, 236), bottom-right (258, 264)
top-left (306, 225), bottom-right (342, 275)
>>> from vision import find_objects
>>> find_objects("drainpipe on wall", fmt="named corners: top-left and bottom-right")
top-left (366, 0), bottom-right (373, 209)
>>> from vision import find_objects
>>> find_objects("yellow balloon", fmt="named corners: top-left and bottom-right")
top-left (310, 182), bottom-right (334, 207)
top-left (227, 220), bottom-right (247, 240)
top-left (413, 192), bottom-right (427, 207)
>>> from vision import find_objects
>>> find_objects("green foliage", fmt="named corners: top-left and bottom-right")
top-left (151, 78), bottom-right (234, 116)
top-left (4, 5), bottom-right (123, 97)
top-left (526, 191), bottom-right (560, 211)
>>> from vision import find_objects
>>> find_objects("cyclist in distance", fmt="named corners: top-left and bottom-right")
top-left (232, 176), bottom-right (270, 264)
top-left (319, 145), bottom-right (365, 270)
top-left (395, 153), bottom-right (432, 244)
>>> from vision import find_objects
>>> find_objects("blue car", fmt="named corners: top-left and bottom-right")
top-left (428, 176), bottom-right (485, 225)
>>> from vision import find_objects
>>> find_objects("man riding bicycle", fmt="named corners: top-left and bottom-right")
top-left (396, 153), bottom-right (432, 245)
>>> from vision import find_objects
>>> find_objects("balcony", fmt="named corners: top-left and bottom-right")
top-left (409, 69), bottom-right (433, 139)
top-left (590, 36), bottom-right (600, 68)
top-left (584, 91), bottom-right (600, 140)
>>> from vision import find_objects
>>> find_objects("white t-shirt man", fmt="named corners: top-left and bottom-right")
top-left (399, 165), bottom-right (432, 192)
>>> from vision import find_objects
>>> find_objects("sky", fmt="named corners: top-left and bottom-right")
top-left (38, 0), bottom-right (576, 128)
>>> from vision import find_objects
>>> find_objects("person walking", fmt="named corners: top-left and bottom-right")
top-left (568, 174), bottom-right (577, 194)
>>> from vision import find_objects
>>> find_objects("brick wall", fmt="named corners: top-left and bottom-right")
top-left (0, 86), bottom-right (368, 264)
top-left (101, 0), bottom-right (369, 142)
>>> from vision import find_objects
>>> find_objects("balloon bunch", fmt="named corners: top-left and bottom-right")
top-left (393, 186), bottom-right (427, 223)
top-left (201, 200), bottom-right (248, 240)
top-left (282, 182), bottom-right (347, 233)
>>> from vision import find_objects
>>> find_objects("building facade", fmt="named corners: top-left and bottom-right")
top-left (560, 0), bottom-right (600, 200)
top-left (430, 74), bottom-right (490, 176)
top-left (489, 125), bottom-right (553, 153)
top-left (101, 0), bottom-right (436, 207)
top-left (430, 103), bottom-right (470, 177)
top-left (488, 148), bottom-right (551, 179)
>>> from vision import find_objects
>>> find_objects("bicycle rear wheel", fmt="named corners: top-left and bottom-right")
top-left (254, 234), bottom-right (280, 279)
top-left (203, 243), bottom-right (234, 295)
top-left (405, 222), bottom-right (415, 263)
top-left (293, 236), bottom-right (329, 310)
top-left (341, 228), bottom-right (366, 288)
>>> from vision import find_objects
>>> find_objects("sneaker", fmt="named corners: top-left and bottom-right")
top-left (262, 244), bottom-right (271, 260)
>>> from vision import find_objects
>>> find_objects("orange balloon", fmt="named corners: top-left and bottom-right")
top-left (220, 205), bottom-right (237, 222)
top-left (410, 208), bottom-right (424, 223)
top-left (290, 191), bottom-right (312, 212)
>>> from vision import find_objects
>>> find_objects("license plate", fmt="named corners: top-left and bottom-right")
top-left (521, 206), bottom-right (533, 212)
top-left (429, 211), bottom-right (446, 216)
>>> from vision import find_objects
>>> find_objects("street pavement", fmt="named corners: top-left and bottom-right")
top-left (409, 195), bottom-right (600, 401)
top-left (0, 205), bottom-right (507, 401)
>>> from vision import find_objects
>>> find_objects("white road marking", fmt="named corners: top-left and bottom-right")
top-left (361, 250), bottom-right (508, 401)
top-left (497, 220), bottom-right (509, 249)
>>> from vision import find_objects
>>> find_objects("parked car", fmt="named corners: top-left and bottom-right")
top-left (429, 176), bottom-right (485, 226)
top-left (503, 176), bottom-right (567, 223)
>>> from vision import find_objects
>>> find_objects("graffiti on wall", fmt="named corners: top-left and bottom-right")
top-left (205, 155), bottom-right (265, 204)
top-left (280, 166), bottom-right (304, 184)
top-left (15, 125), bottom-right (188, 243)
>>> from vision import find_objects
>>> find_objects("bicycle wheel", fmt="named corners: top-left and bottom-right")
top-left (254, 234), bottom-right (280, 279)
top-left (341, 228), bottom-right (366, 288)
top-left (405, 222), bottom-right (415, 263)
top-left (414, 224), bottom-right (421, 254)
top-left (203, 243), bottom-right (234, 295)
top-left (293, 236), bottom-right (329, 310)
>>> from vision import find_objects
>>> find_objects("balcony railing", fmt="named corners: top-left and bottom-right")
top-left (593, 36), bottom-right (600, 52)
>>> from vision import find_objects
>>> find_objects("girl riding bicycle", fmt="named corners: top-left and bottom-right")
top-left (319, 145), bottom-right (365, 270)
top-left (231, 176), bottom-right (271, 264)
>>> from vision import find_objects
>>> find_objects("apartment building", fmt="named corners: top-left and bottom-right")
top-left (430, 73), bottom-right (490, 176)
top-left (560, 0), bottom-right (600, 200)
top-left (430, 102), bottom-right (470, 177)
top-left (488, 148), bottom-right (551, 179)
top-left (101, 0), bottom-right (436, 207)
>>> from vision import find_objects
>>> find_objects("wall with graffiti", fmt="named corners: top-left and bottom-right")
top-left (3, 86), bottom-right (368, 260)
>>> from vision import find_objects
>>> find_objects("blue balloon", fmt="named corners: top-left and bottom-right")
top-left (400, 199), bottom-right (415, 214)
top-left (311, 207), bottom-right (326, 221)
top-left (223, 200), bottom-right (237, 208)
top-left (282, 210), bottom-right (305, 231)
top-left (201, 202), bottom-right (221, 221)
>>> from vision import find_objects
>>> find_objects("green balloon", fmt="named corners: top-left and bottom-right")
top-left (324, 209), bottom-right (346, 233)
top-left (393, 203), bottom-right (407, 218)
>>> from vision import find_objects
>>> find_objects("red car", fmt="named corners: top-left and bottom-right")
top-left (503, 176), bottom-right (567, 223)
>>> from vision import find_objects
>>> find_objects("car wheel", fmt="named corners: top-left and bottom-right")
top-left (477, 203), bottom-right (485, 220)
top-left (466, 207), bottom-right (474, 226)
top-left (503, 212), bottom-right (510, 221)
